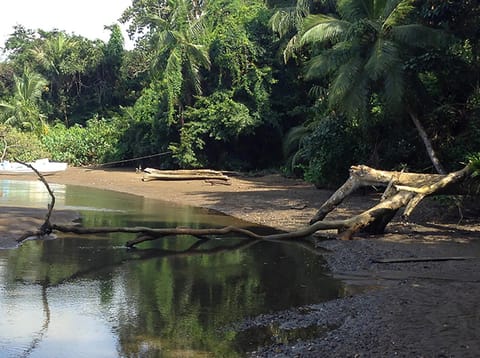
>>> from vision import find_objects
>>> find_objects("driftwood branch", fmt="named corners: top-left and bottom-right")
top-left (14, 160), bottom-right (56, 242)
top-left (50, 221), bottom-right (345, 247)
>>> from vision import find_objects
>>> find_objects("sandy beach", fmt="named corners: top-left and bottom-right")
top-left (2, 166), bottom-right (480, 357)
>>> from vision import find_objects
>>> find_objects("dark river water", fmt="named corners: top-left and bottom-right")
top-left (0, 180), bottom-right (342, 357)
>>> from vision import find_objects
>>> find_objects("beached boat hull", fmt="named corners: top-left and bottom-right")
top-left (0, 159), bottom-right (68, 175)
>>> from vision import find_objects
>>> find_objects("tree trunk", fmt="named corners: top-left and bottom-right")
top-left (408, 108), bottom-right (446, 174)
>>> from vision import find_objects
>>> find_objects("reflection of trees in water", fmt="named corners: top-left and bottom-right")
top-left (11, 239), bottom-right (259, 357)
top-left (10, 237), bottom-right (338, 357)
top-left (111, 238), bottom-right (337, 357)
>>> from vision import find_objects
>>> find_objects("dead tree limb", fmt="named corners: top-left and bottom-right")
top-left (14, 160), bottom-right (55, 240)
top-left (48, 188), bottom-right (417, 244)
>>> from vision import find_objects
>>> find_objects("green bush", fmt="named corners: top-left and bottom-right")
top-left (0, 124), bottom-right (50, 161)
top-left (301, 115), bottom-right (359, 188)
top-left (41, 117), bottom-right (121, 166)
top-left (169, 91), bottom-right (258, 168)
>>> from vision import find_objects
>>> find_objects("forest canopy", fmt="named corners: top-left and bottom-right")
top-left (0, 0), bottom-right (479, 187)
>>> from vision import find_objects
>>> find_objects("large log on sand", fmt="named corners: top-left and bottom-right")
top-left (142, 168), bottom-right (229, 181)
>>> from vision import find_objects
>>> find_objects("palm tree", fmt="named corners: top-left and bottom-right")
top-left (299, 0), bottom-right (447, 173)
top-left (270, 0), bottom-right (336, 62)
top-left (0, 68), bottom-right (47, 134)
top-left (30, 32), bottom-right (79, 124)
top-left (270, 0), bottom-right (312, 62)
top-left (147, 0), bottom-right (210, 125)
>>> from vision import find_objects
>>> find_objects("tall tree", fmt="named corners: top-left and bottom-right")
top-left (29, 32), bottom-right (79, 124)
top-left (96, 24), bottom-right (126, 109)
top-left (298, 0), bottom-right (448, 173)
top-left (123, 0), bottom-right (210, 125)
top-left (29, 32), bottom-right (105, 124)
top-left (152, 0), bottom-right (210, 124)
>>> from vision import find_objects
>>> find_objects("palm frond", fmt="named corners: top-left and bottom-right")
top-left (183, 43), bottom-right (210, 95)
top-left (270, 0), bottom-right (311, 36)
top-left (308, 85), bottom-right (328, 99)
top-left (364, 38), bottom-right (399, 80)
top-left (372, 0), bottom-right (388, 19)
top-left (383, 0), bottom-right (415, 29)
top-left (342, 72), bottom-right (369, 119)
top-left (270, 8), bottom-right (298, 37)
top-left (304, 41), bottom-right (352, 80)
top-left (302, 13), bottom-right (341, 31)
top-left (301, 15), bottom-right (349, 46)
top-left (0, 102), bottom-right (15, 111)
top-left (165, 48), bottom-right (183, 96)
top-left (329, 56), bottom-right (364, 110)
top-left (146, 14), bottom-right (170, 30)
top-left (383, 62), bottom-right (404, 112)
top-left (189, 20), bottom-right (204, 39)
top-left (186, 61), bottom-right (202, 95)
top-left (152, 30), bottom-right (175, 53)
top-left (186, 43), bottom-right (210, 69)
top-left (297, 0), bottom-right (312, 17)
top-left (337, 0), bottom-right (369, 22)
top-left (283, 35), bottom-right (299, 63)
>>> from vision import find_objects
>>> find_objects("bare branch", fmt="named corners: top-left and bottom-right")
top-left (15, 159), bottom-right (55, 235)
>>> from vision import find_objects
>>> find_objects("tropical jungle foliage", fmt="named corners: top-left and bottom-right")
top-left (0, 0), bottom-right (479, 186)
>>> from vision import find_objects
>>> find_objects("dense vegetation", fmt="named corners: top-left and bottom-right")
top-left (0, 0), bottom-right (479, 187)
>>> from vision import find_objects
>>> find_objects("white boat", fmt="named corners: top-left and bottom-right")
top-left (0, 158), bottom-right (68, 175)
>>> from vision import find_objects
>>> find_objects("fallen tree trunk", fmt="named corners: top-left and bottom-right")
top-left (17, 162), bottom-right (478, 246)
top-left (310, 164), bottom-right (478, 225)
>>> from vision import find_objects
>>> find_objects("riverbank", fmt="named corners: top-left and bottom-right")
top-left (2, 167), bottom-right (480, 356)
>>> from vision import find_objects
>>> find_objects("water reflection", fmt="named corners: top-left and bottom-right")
top-left (0, 180), bottom-right (341, 357)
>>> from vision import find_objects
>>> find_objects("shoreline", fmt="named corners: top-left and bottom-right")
top-left (2, 167), bottom-right (480, 356)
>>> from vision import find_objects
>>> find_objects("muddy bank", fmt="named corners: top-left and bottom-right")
top-left (239, 231), bottom-right (480, 357)
top-left (0, 207), bottom-right (80, 249)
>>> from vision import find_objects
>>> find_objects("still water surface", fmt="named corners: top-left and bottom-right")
top-left (0, 180), bottom-right (342, 357)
